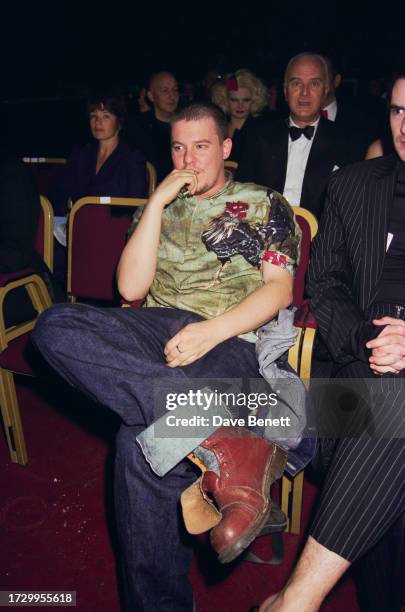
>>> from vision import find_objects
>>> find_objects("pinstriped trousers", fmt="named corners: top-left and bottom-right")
top-left (311, 303), bottom-right (405, 611)
top-left (311, 362), bottom-right (404, 560)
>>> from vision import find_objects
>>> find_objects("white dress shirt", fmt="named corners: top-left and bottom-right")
top-left (283, 116), bottom-right (320, 206)
top-left (323, 99), bottom-right (337, 121)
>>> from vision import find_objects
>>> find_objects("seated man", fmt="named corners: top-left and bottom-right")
top-left (33, 102), bottom-right (301, 611)
top-left (127, 71), bottom-right (179, 182)
top-left (237, 53), bottom-right (366, 219)
top-left (258, 73), bottom-right (405, 612)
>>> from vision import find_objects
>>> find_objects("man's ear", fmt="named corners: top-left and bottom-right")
top-left (334, 73), bottom-right (342, 90)
top-left (146, 89), bottom-right (154, 104)
top-left (223, 137), bottom-right (232, 160)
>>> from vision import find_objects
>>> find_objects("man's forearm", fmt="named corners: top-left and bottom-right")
top-left (117, 198), bottom-right (164, 301)
top-left (164, 273), bottom-right (293, 368)
top-left (211, 278), bottom-right (293, 342)
top-left (117, 169), bottom-right (199, 301)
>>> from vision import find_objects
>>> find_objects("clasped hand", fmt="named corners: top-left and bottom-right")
top-left (367, 316), bottom-right (405, 374)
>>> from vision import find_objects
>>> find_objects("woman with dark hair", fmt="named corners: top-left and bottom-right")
top-left (51, 92), bottom-right (147, 216)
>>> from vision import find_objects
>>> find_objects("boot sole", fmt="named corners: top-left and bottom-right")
top-left (216, 444), bottom-right (287, 564)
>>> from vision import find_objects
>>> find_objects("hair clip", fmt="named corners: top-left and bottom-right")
top-left (226, 76), bottom-right (238, 92)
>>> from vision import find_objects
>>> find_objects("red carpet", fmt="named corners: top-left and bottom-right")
top-left (0, 376), bottom-right (360, 611)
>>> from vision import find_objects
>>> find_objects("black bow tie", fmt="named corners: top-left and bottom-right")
top-left (288, 125), bottom-right (315, 141)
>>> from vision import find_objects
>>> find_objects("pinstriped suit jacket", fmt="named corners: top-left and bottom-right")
top-left (307, 154), bottom-right (398, 362)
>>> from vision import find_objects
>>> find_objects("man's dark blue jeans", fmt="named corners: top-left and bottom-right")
top-left (33, 304), bottom-right (260, 612)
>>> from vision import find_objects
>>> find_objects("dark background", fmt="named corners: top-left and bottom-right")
top-left (2, 0), bottom-right (404, 155)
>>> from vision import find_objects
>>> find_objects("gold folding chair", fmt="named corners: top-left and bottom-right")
top-left (0, 196), bottom-right (54, 465)
top-left (281, 206), bottom-right (318, 534)
top-left (224, 160), bottom-right (238, 177)
top-left (146, 161), bottom-right (157, 197)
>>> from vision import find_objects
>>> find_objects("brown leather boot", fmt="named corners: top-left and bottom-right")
top-left (200, 426), bottom-right (287, 563)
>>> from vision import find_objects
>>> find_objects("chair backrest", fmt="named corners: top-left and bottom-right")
top-left (224, 160), bottom-right (238, 177)
top-left (292, 207), bottom-right (318, 308)
top-left (67, 196), bottom-right (147, 302)
top-left (35, 195), bottom-right (54, 272)
top-left (146, 161), bottom-right (157, 197)
top-left (22, 157), bottom-right (67, 195)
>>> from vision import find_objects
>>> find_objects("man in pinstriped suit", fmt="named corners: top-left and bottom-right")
top-left (259, 76), bottom-right (405, 612)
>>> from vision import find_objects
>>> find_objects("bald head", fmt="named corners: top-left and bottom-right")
top-left (284, 53), bottom-right (329, 85)
top-left (283, 53), bottom-right (329, 127)
top-left (147, 72), bottom-right (179, 122)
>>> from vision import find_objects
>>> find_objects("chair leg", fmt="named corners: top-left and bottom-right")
top-left (281, 475), bottom-right (292, 532)
top-left (290, 471), bottom-right (304, 535)
top-left (281, 471), bottom-right (304, 535)
top-left (0, 368), bottom-right (28, 465)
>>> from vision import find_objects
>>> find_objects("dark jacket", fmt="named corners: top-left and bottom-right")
top-left (126, 111), bottom-right (172, 183)
top-left (307, 154), bottom-right (399, 362)
top-left (50, 140), bottom-right (147, 216)
top-left (236, 116), bottom-right (365, 219)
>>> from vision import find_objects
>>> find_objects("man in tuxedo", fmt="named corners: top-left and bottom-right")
top-left (258, 74), bottom-right (405, 612)
top-left (237, 53), bottom-right (364, 218)
top-left (127, 71), bottom-right (179, 182)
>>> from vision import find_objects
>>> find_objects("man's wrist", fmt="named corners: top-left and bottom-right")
top-left (145, 196), bottom-right (167, 215)
top-left (208, 314), bottom-right (243, 344)
top-left (205, 317), bottom-right (229, 344)
top-left (146, 194), bottom-right (167, 212)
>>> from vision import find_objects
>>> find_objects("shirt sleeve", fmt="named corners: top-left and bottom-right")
top-left (127, 205), bottom-right (144, 237)
top-left (342, 319), bottom-right (382, 363)
top-left (260, 190), bottom-right (301, 276)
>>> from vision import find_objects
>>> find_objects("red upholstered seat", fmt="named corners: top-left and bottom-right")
top-left (0, 268), bottom-right (35, 285)
top-left (70, 206), bottom-right (132, 301)
top-left (23, 158), bottom-right (67, 195)
top-left (292, 214), bottom-right (318, 332)
top-left (0, 334), bottom-right (35, 375)
top-left (67, 197), bottom-right (147, 303)
top-left (293, 215), bottom-right (311, 308)
top-left (294, 298), bottom-right (317, 329)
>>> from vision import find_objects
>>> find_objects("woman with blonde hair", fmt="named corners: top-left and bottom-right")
top-left (211, 69), bottom-right (268, 162)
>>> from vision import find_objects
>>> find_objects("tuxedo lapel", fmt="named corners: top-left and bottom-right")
top-left (304, 118), bottom-right (331, 175)
top-left (361, 155), bottom-right (397, 308)
top-left (301, 119), bottom-right (335, 216)
top-left (264, 120), bottom-right (288, 192)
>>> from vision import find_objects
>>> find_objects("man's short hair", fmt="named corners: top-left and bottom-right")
top-left (389, 70), bottom-right (405, 99)
top-left (170, 102), bottom-right (228, 142)
top-left (284, 52), bottom-right (329, 84)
